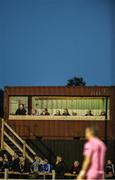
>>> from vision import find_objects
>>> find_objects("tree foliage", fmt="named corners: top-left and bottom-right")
top-left (67, 76), bottom-right (86, 86)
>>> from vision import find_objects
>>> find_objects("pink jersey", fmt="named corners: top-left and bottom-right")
top-left (83, 137), bottom-right (106, 179)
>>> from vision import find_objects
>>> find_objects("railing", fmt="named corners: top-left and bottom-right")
top-left (9, 115), bottom-right (107, 121)
top-left (1, 119), bottom-right (36, 162)
top-left (0, 171), bottom-right (56, 180)
top-left (0, 170), bottom-right (77, 180)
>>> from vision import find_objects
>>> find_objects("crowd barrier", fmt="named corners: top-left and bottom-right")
top-left (0, 169), bottom-right (77, 180)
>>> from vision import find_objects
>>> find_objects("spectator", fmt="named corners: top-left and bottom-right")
top-left (72, 111), bottom-right (77, 116)
top-left (55, 155), bottom-right (65, 179)
top-left (10, 153), bottom-right (20, 172)
top-left (3, 156), bottom-right (10, 170)
top-left (62, 109), bottom-right (70, 116)
top-left (41, 108), bottom-right (50, 116)
top-left (85, 110), bottom-right (93, 116)
top-left (32, 104), bottom-right (39, 115)
top-left (100, 111), bottom-right (106, 116)
top-left (3, 154), bottom-right (8, 159)
top-left (105, 160), bottom-right (115, 179)
top-left (41, 159), bottom-right (51, 173)
top-left (18, 157), bottom-right (29, 172)
top-left (54, 110), bottom-right (61, 116)
top-left (31, 156), bottom-right (42, 173)
top-left (32, 109), bottom-right (37, 116)
top-left (30, 156), bottom-right (43, 179)
top-left (71, 161), bottom-right (81, 175)
top-left (15, 104), bottom-right (26, 115)
top-left (0, 156), bottom-right (3, 172)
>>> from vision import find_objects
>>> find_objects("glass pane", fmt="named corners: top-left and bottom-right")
top-left (9, 96), bottom-right (28, 115)
top-left (31, 96), bottom-right (110, 119)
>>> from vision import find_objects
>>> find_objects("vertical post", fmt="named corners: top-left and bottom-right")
top-left (4, 168), bottom-right (8, 180)
top-left (1, 119), bottom-right (4, 149)
top-left (43, 174), bottom-right (46, 180)
top-left (23, 140), bottom-right (26, 158)
top-left (52, 170), bottom-right (56, 180)
top-left (105, 97), bottom-right (108, 146)
top-left (4, 88), bottom-right (9, 120)
top-left (28, 96), bottom-right (32, 115)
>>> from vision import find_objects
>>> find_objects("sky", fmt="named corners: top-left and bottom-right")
top-left (0, 0), bottom-right (115, 88)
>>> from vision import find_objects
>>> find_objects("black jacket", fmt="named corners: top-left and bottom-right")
top-left (0, 162), bottom-right (3, 172)
top-left (15, 108), bottom-right (26, 115)
top-left (55, 161), bottom-right (65, 179)
top-left (11, 158), bottom-right (20, 172)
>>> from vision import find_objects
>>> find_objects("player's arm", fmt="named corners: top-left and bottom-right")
top-left (77, 155), bottom-right (91, 179)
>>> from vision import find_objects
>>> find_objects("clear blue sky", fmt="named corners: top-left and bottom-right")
top-left (0, 0), bottom-right (115, 88)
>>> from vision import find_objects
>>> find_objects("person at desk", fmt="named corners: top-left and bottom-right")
top-left (41, 108), bottom-right (50, 115)
top-left (62, 108), bottom-right (70, 116)
top-left (54, 110), bottom-right (61, 116)
top-left (100, 111), bottom-right (106, 116)
top-left (85, 110), bottom-right (93, 116)
top-left (15, 104), bottom-right (26, 115)
top-left (32, 104), bottom-right (39, 115)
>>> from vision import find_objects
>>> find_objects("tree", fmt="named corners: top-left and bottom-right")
top-left (66, 76), bottom-right (86, 86)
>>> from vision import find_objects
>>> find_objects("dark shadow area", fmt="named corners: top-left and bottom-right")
top-left (0, 89), bottom-right (4, 118)
top-left (112, 0), bottom-right (115, 85)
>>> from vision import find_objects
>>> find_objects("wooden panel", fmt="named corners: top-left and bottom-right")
top-left (5, 86), bottom-right (112, 96)
top-left (8, 120), bottom-right (112, 139)
top-left (27, 139), bottom-right (115, 168)
top-left (3, 86), bottom-right (115, 139)
top-left (9, 115), bottom-right (106, 121)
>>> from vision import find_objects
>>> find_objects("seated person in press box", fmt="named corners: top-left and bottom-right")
top-left (32, 104), bottom-right (39, 115)
top-left (72, 111), bottom-right (77, 116)
top-left (15, 104), bottom-right (26, 115)
top-left (85, 110), bottom-right (93, 116)
top-left (54, 110), bottom-right (61, 116)
top-left (32, 109), bottom-right (37, 115)
top-left (41, 108), bottom-right (50, 115)
top-left (100, 111), bottom-right (106, 116)
top-left (62, 108), bottom-right (70, 116)
top-left (34, 104), bottom-right (39, 115)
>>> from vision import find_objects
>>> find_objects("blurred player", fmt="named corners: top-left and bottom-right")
top-left (77, 126), bottom-right (106, 180)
